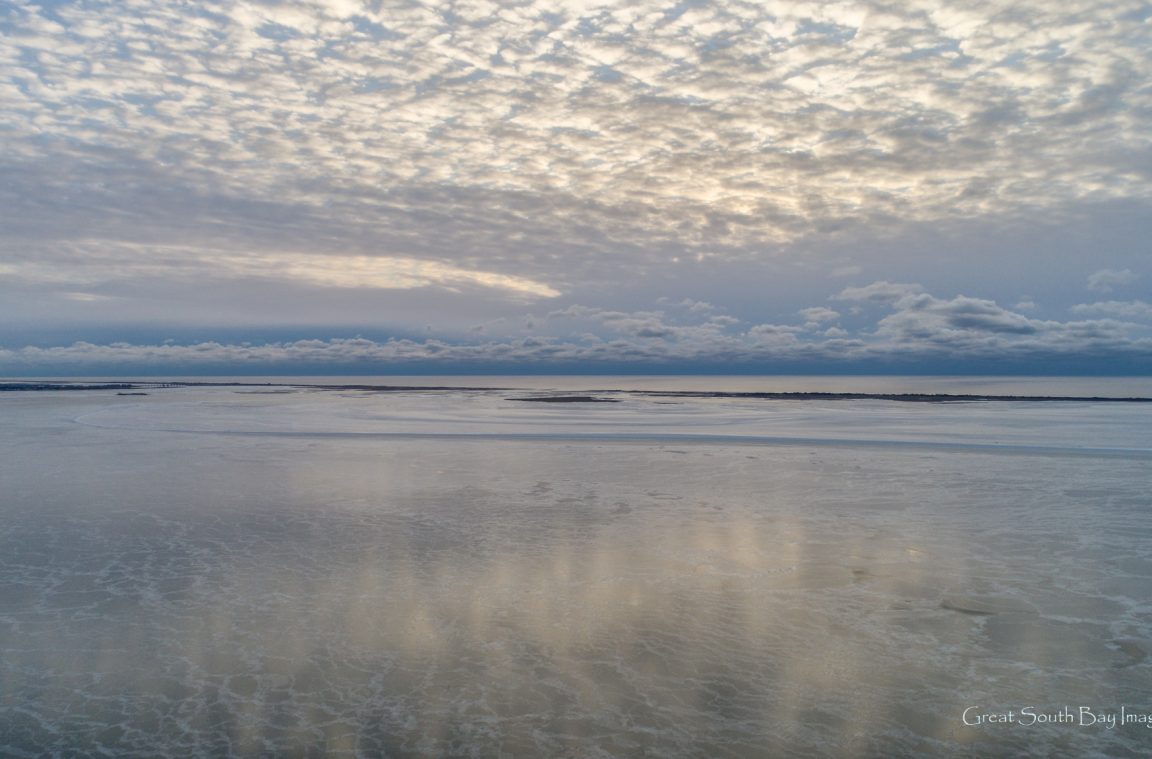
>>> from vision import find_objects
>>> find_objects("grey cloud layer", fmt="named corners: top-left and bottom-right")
top-left (4, 282), bottom-right (1149, 370)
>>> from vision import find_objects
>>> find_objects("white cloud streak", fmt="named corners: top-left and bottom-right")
top-left (0, 241), bottom-right (559, 297)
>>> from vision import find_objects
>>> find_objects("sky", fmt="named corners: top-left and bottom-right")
top-left (1, 0), bottom-right (1150, 375)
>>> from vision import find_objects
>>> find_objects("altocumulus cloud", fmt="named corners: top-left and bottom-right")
top-left (4, 0), bottom-right (1152, 262)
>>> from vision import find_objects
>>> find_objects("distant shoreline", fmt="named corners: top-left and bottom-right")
top-left (3, 380), bottom-right (1151, 403)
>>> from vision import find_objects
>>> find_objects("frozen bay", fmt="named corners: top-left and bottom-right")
top-left (2, 383), bottom-right (1152, 757)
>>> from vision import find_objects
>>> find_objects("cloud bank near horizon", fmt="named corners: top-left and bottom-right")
top-left (5, 282), bottom-right (1150, 373)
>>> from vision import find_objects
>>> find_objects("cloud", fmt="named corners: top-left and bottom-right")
top-left (0, 241), bottom-right (560, 297)
top-left (799, 306), bottom-right (839, 324)
top-left (1087, 269), bottom-right (1139, 294)
top-left (545, 304), bottom-right (741, 341)
top-left (3, 0), bottom-right (1152, 276)
top-left (869, 292), bottom-right (1149, 358)
top-left (832, 281), bottom-right (923, 303)
top-left (1, 1), bottom-right (1151, 364)
top-left (1071, 300), bottom-right (1152, 320)
top-left (61, 292), bottom-right (118, 302)
top-left (5, 285), bottom-right (1149, 371)
top-left (876, 294), bottom-right (1042, 341)
top-left (669, 298), bottom-right (718, 314)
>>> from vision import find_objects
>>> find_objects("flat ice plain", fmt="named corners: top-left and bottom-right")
top-left (2, 378), bottom-right (1151, 757)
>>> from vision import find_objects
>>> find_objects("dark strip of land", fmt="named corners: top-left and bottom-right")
top-left (1, 381), bottom-right (1149, 403)
top-left (507, 396), bottom-right (620, 403)
top-left (0, 383), bottom-right (146, 391)
top-left (0, 381), bottom-right (508, 392)
top-left (632, 391), bottom-right (1152, 403)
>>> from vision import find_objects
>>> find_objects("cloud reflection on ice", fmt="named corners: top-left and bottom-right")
top-left (1, 390), bottom-right (1151, 756)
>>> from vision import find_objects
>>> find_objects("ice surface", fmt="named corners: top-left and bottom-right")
top-left (71, 385), bottom-right (1152, 453)
top-left (1, 386), bottom-right (1151, 757)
